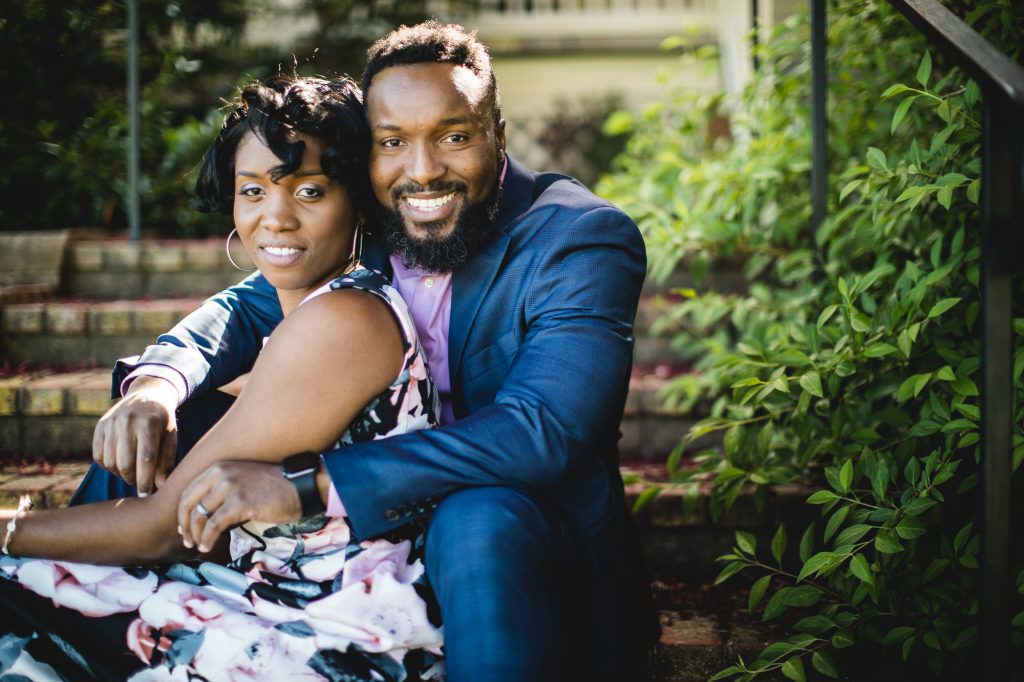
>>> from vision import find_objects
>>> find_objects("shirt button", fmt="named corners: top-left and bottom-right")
top-left (384, 509), bottom-right (399, 522)
top-left (424, 277), bottom-right (434, 288)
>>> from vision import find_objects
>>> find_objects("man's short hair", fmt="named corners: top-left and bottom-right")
top-left (361, 20), bottom-right (501, 126)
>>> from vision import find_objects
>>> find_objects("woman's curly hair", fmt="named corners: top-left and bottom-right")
top-left (195, 75), bottom-right (369, 215)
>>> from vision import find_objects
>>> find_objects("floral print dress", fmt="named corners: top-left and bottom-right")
top-left (0, 268), bottom-right (444, 681)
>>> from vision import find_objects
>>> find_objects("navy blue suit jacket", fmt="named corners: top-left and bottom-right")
top-left (116, 156), bottom-right (658, 663)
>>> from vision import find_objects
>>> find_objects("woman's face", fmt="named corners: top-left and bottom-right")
top-left (233, 131), bottom-right (357, 311)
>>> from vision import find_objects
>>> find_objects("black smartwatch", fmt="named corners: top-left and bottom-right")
top-left (282, 452), bottom-right (326, 518)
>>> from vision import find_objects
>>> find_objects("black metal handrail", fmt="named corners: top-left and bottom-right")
top-left (810, 1), bottom-right (1023, 678)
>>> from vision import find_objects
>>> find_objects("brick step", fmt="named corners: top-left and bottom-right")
top-left (66, 237), bottom-right (244, 300)
top-left (2, 298), bottom-right (204, 367)
top-left (2, 293), bottom-right (689, 373)
top-left (0, 369), bottom-right (705, 460)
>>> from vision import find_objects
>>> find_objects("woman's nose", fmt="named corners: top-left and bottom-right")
top-left (261, 194), bottom-right (299, 232)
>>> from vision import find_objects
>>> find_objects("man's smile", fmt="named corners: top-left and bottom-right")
top-left (400, 190), bottom-right (461, 226)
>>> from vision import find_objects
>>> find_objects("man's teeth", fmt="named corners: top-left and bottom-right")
top-left (264, 246), bottom-right (301, 256)
top-left (406, 193), bottom-right (455, 210)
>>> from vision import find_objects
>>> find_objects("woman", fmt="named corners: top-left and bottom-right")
top-left (0, 75), bottom-right (443, 681)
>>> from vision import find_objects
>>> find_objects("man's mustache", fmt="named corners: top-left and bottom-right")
top-left (390, 180), bottom-right (469, 201)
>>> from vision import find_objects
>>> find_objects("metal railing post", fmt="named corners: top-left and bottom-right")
top-left (126, 0), bottom-right (141, 241)
top-left (810, 0), bottom-right (827, 232)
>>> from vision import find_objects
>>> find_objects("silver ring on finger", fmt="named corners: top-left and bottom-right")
top-left (196, 501), bottom-right (213, 518)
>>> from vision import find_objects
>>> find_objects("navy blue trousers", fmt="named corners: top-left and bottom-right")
top-left (70, 392), bottom-right (589, 681)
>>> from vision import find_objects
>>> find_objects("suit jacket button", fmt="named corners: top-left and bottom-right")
top-left (385, 509), bottom-right (399, 522)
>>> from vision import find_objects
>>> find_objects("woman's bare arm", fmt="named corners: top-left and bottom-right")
top-left (2, 290), bottom-right (402, 565)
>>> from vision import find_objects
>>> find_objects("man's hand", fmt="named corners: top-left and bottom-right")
top-left (177, 460), bottom-right (303, 553)
top-left (92, 375), bottom-right (179, 495)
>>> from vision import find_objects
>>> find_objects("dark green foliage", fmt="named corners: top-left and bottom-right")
top-left (600, 1), bottom-right (1023, 677)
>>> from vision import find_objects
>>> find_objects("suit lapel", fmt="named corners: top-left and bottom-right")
top-left (449, 158), bottom-right (536, 384)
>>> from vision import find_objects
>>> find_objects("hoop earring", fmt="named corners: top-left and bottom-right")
top-left (225, 228), bottom-right (257, 272)
top-left (350, 223), bottom-right (364, 270)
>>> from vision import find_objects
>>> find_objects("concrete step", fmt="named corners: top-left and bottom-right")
top-left (0, 369), bottom-right (703, 460)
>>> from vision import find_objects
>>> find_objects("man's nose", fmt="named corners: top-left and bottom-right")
top-left (406, 143), bottom-right (445, 188)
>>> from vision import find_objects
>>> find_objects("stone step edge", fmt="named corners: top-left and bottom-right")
top-left (0, 462), bottom-right (815, 527)
top-left (3, 298), bottom-right (204, 338)
top-left (0, 368), bottom-right (702, 419)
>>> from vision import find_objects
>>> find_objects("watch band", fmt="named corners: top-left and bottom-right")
top-left (282, 452), bottom-right (326, 518)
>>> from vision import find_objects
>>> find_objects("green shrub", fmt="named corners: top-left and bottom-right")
top-left (598, 1), bottom-right (1023, 678)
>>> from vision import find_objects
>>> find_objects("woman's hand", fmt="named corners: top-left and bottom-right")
top-left (177, 461), bottom-right (302, 553)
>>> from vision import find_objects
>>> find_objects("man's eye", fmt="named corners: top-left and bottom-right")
top-left (444, 134), bottom-right (468, 143)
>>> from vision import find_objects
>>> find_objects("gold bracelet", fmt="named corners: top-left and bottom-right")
top-left (2, 494), bottom-right (32, 556)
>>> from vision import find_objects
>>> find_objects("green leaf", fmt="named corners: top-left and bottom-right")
top-left (818, 304), bottom-right (840, 328)
top-left (866, 147), bottom-right (888, 173)
top-left (916, 51), bottom-right (932, 87)
top-left (824, 505), bottom-right (850, 542)
top-left (808, 490), bottom-right (840, 505)
top-left (935, 365), bottom-right (956, 381)
top-left (771, 524), bottom-right (788, 565)
top-left (952, 374), bottom-right (979, 396)
top-left (928, 297), bottom-right (961, 318)
top-left (923, 558), bottom-right (949, 583)
top-left (839, 459), bottom-right (853, 493)
top-left (875, 530), bottom-right (904, 553)
top-left (797, 551), bottom-right (836, 582)
top-left (897, 373), bottom-right (931, 402)
top-left (941, 418), bottom-right (977, 433)
top-left (714, 561), bottom-right (746, 585)
top-left (936, 172), bottom-right (969, 187)
top-left (781, 657), bottom-right (806, 682)
top-left (832, 631), bottom-right (855, 649)
top-left (748, 575), bottom-right (772, 612)
top-left (812, 650), bottom-right (839, 678)
top-left (891, 95), bottom-right (917, 133)
top-left (795, 615), bottom-right (835, 635)
top-left (631, 485), bottom-right (662, 513)
top-left (799, 372), bottom-right (824, 398)
top-left (839, 179), bottom-right (862, 203)
top-left (850, 553), bottom-right (874, 586)
top-left (896, 516), bottom-right (927, 539)
top-left (967, 178), bottom-right (980, 204)
top-left (882, 626), bottom-right (916, 645)
top-left (898, 329), bottom-right (913, 358)
top-left (864, 342), bottom-right (898, 358)
top-left (937, 186), bottom-right (953, 209)
top-left (736, 530), bottom-right (757, 556)
top-left (835, 524), bottom-right (873, 547)
top-left (707, 666), bottom-right (743, 681)
top-left (799, 523), bottom-right (815, 563)
top-left (881, 83), bottom-right (912, 98)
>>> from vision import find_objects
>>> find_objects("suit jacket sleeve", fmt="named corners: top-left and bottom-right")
top-left (325, 205), bottom-right (646, 538)
top-left (112, 272), bottom-right (283, 400)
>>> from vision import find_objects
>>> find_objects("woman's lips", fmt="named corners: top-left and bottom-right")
top-left (259, 244), bottom-right (305, 266)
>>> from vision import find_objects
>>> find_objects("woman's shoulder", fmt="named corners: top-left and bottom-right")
top-left (299, 266), bottom-right (416, 350)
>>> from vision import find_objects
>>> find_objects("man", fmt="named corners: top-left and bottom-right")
top-left (76, 21), bottom-right (659, 680)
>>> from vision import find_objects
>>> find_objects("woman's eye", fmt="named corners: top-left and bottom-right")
top-left (380, 138), bottom-right (403, 148)
top-left (297, 186), bottom-right (324, 199)
top-left (238, 186), bottom-right (263, 197)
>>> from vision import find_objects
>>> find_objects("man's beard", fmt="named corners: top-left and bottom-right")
top-left (372, 179), bottom-right (502, 274)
